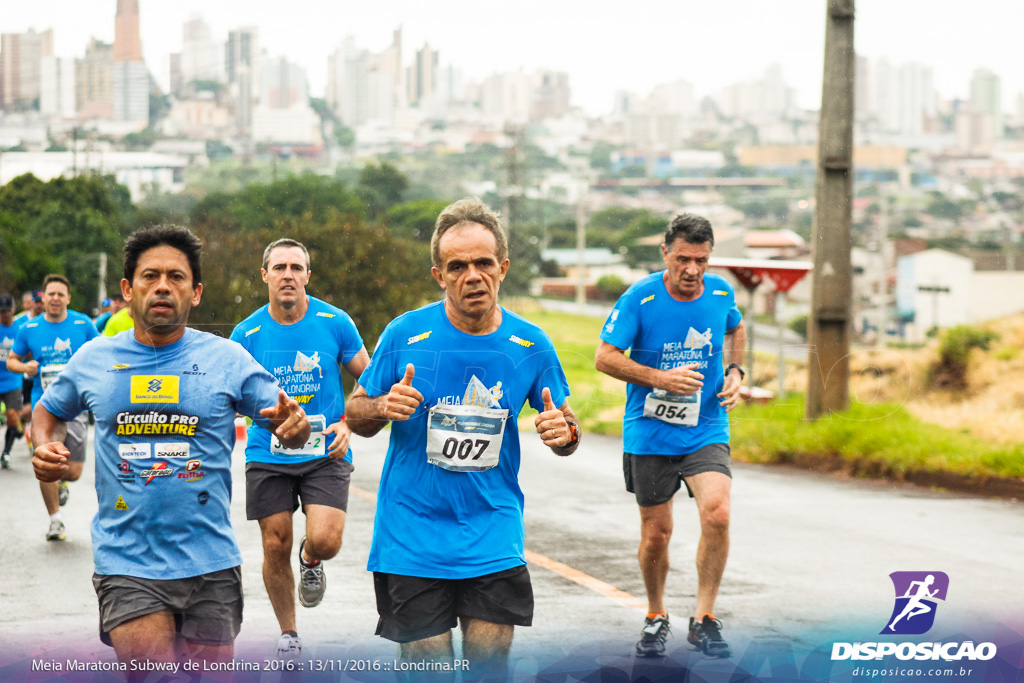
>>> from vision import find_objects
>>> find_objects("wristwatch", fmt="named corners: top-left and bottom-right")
top-left (726, 363), bottom-right (745, 380)
top-left (564, 420), bottom-right (581, 448)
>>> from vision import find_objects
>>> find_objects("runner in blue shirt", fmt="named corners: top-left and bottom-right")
top-left (0, 294), bottom-right (26, 468)
top-left (31, 225), bottom-right (310, 671)
top-left (348, 198), bottom-right (581, 678)
top-left (8, 275), bottom-right (99, 539)
top-left (596, 213), bottom-right (746, 659)
top-left (230, 238), bottom-right (369, 659)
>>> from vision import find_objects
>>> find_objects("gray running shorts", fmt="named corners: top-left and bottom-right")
top-left (1, 388), bottom-right (23, 413)
top-left (92, 567), bottom-right (243, 647)
top-left (245, 456), bottom-right (353, 520)
top-left (65, 413), bottom-right (88, 463)
top-left (624, 443), bottom-right (732, 506)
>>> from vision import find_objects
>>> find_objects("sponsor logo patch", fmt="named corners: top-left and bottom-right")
top-left (130, 375), bottom-right (180, 403)
top-left (407, 331), bottom-right (432, 345)
top-left (118, 443), bottom-right (151, 459)
top-left (316, 312), bottom-right (336, 318)
top-left (115, 496), bottom-right (130, 511)
top-left (141, 462), bottom-right (174, 485)
top-left (641, 295), bottom-right (655, 305)
top-left (197, 490), bottom-right (210, 505)
top-left (245, 326), bottom-right (261, 337)
top-left (154, 443), bottom-right (190, 459)
top-left (508, 334), bottom-right (535, 348)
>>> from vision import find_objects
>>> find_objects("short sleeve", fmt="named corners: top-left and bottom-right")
top-left (12, 327), bottom-right (29, 357)
top-left (84, 319), bottom-right (100, 341)
top-left (726, 289), bottom-right (742, 330)
top-left (526, 333), bottom-right (571, 413)
top-left (358, 322), bottom-right (400, 398)
top-left (599, 288), bottom-right (640, 351)
top-left (230, 342), bottom-right (282, 429)
top-left (335, 311), bottom-right (365, 364)
top-left (228, 322), bottom-right (247, 348)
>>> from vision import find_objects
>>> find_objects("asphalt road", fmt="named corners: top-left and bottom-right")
top-left (0, 425), bottom-right (1022, 679)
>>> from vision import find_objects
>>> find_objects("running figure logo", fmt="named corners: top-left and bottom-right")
top-left (293, 351), bottom-right (323, 378)
top-left (683, 327), bottom-right (713, 350)
top-left (53, 337), bottom-right (72, 352)
top-left (881, 571), bottom-right (949, 635)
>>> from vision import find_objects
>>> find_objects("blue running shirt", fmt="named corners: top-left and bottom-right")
top-left (230, 297), bottom-right (364, 465)
top-left (600, 271), bottom-right (742, 456)
top-left (12, 311), bottom-right (98, 407)
top-left (40, 328), bottom-right (282, 579)
top-left (359, 302), bottom-right (570, 579)
top-left (0, 321), bottom-right (24, 394)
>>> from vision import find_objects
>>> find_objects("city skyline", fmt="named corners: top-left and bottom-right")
top-left (4, 0), bottom-right (1024, 115)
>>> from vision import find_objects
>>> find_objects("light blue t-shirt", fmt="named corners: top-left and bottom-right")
top-left (0, 320), bottom-right (24, 394)
top-left (12, 311), bottom-right (99, 407)
top-left (40, 328), bottom-right (282, 580)
top-left (359, 301), bottom-right (570, 579)
top-left (600, 271), bottom-right (742, 455)
top-left (229, 297), bottom-right (364, 465)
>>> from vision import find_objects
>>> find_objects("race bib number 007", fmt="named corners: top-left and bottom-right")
top-left (271, 414), bottom-right (328, 456)
top-left (426, 404), bottom-right (509, 472)
top-left (643, 389), bottom-right (700, 427)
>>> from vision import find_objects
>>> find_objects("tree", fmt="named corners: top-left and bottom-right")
top-left (386, 199), bottom-right (451, 242)
top-left (356, 162), bottom-right (409, 217)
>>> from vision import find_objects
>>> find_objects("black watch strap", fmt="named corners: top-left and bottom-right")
top-left (565, 420), bottom-right (581, 447)
top-left (726, 363), bottom-right (745, 380)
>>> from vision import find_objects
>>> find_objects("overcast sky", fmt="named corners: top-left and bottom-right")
top-left (5, 0), bottom-right (1022, 115)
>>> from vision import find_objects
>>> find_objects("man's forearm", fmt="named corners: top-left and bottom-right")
top-left (31, 404), bottom-right (68, 447)
top-left (346, 394), bottom-right (389, 438)
top-left (724, 322), bottom-right (747, 368)
top-left (595, 346), bottom-right (661, 390)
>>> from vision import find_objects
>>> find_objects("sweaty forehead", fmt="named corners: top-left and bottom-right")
top-left (440, 223), bottom-right (498, 260)
top-left (267, 246), bottom-right (308, 269)
top-left (44, 283), bottom-right (68, 295)
top-left (138, 245), bottom-right (192, 273)
top-left (667, 240), bottom-right (712, 259)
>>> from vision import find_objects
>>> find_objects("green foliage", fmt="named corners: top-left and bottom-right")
top-left (589, 140), bottom-right (616, 171)
top-left (595, 274), bottom-right (627, 299)
top-left (386, 199), bottom-right (451, 242)
top-left (929, 325), bottom-right (999, 390)
top-left (205, 140), bottom-right (234, 160)
top-left (0, 173), bottom-right (135, 310)
top-left (356, 162), bottom-right (409, 217)
top-left (192, 175), bottom-right (365, 229)
top-left (788, 314), bottom-right (809, 340)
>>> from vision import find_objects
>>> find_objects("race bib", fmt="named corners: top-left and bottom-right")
top-left (0, 349), bottom-right (9, 362)
top-left (643, 389), bottom-right (700, 427)
top-left (40, 363), bottom-right (68, 390)
top-left (426, 403), bottom-right (508, 472)
top-left (271, 414), bottom-right (328, 456)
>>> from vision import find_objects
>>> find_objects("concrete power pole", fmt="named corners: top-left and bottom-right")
top-left (807, 0), bottom-right (855, 419)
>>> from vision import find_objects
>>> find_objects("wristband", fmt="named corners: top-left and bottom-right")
top-left (564, 420), bottom-right (581, 448)
top-left (726, 363), bottom-right (745, 380)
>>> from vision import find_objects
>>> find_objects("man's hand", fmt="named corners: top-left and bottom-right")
top-left (657, 363), bottom-right (704, 395)
top-left (323, 417), bottom-right (351, 459)
top-left (33, 441), bottom-right (70, 482)
top-left (717, 369), bottom-right (743, 412)
top-left (534, 387), bottom-right (571, 448)
top-left (385, 364), bottom-right (423, 422)
top-left (260, 390), bottom-right (310, 448)
top-left (24, 360), bottom-right (39, 378)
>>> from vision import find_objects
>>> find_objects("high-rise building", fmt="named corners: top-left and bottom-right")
top-left (261, 56), bottom-right (307, 109)
top-left (970, 68), bottom-right (1003, 139)
top-left (180, 17), bottom-right (222, 90)
top-left (76, 38), bottom-right (114, 119)
top-left (407, 43), bottom-right (438, 106)
top-left (1, 28), bottom-right (54, 110)
top-left (112, 0), bottom-right (147, 123)
top-left (40, 55), bottom-right (76, 118)
top-left (114, 0), bottom-right (143, 63)
top-left (531, 70), bottom-right (570, 121)
top-left (870, 59), bottom-right (936, 136)
top-left (226, 27), bottom-right (258, 132)
top-left (327, 28), bottom-right (404, 127)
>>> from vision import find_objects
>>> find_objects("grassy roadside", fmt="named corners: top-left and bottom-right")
top-left (515, 306), bottom-right (1024, 482)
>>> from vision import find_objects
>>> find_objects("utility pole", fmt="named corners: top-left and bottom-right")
top-left (807, 0), bottom-right (855, 419)
top-left (97, 252), bottom-right (108, 310)
top-left (575, 181), bottom-right (588, 312)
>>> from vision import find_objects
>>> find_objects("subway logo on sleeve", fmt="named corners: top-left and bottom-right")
top-left (130, 376), bottom-right (180, 403)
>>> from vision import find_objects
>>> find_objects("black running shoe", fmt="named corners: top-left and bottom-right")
top-left (687, 615), bottom-right (731, 658)
top-left (635, 615), bottom-right (670, 657)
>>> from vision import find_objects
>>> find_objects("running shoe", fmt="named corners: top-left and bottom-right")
top-left (275, 632), bottom-right (302, 658)
top-left (297, 537), bottom-right (326, 607)
top-left (1, 452), bottom-right (9, 469)
top-left (687, 615), bottom-right (731, 658)
top-left (635, 614), bottom-right (671, 657)
top-left (46, 520), bottom-right (66, 541)
top-left (58, 480), bottom-right (69, 506)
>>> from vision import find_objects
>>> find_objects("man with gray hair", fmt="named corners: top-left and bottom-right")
top-left (230, 238), bottom-right (369, 659)
top-left (347, 197), bottom-right (581, 678)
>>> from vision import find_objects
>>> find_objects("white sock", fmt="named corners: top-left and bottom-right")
top-left (50, 513), bottom-right (62, 523)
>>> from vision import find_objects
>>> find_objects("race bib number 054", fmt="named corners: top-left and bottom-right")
top-left (426, 404), bottom-right (509, 472)
top-left (643, 389), bottom-right (700, 427)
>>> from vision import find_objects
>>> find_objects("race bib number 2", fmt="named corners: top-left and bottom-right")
top-left (643, 389), bottom-right (700, 427)
top-left (271, 414), bottom-right (328, 456)
top-left (426, 404), bottom-right (508, 472)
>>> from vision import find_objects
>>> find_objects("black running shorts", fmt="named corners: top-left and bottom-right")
top-left (92, 567), bottom-right (243, 647)
top-left (245, 456), bottom-right (353, 520)
top-left (624, 443), bottom-right (732, 506)
top-left (374, 565), bottom-right (534, 643)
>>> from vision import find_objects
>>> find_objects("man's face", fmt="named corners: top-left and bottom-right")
top-left (125, 245), bottom-right (202, 335)
top-left (31, 298), bottom-right (44, 315)
top-left (662, 239), bottom-right (712, 298)
top-left (262, 246), bottom-right (310, 308)
top-left (111, 298), bottom-right (126, 312)
top-left (432, 223), bottom-right (509, 320)
top-left (43, 282), bottom-right (70, 318)
top-left (0, 310), bottom-right (13, 326)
